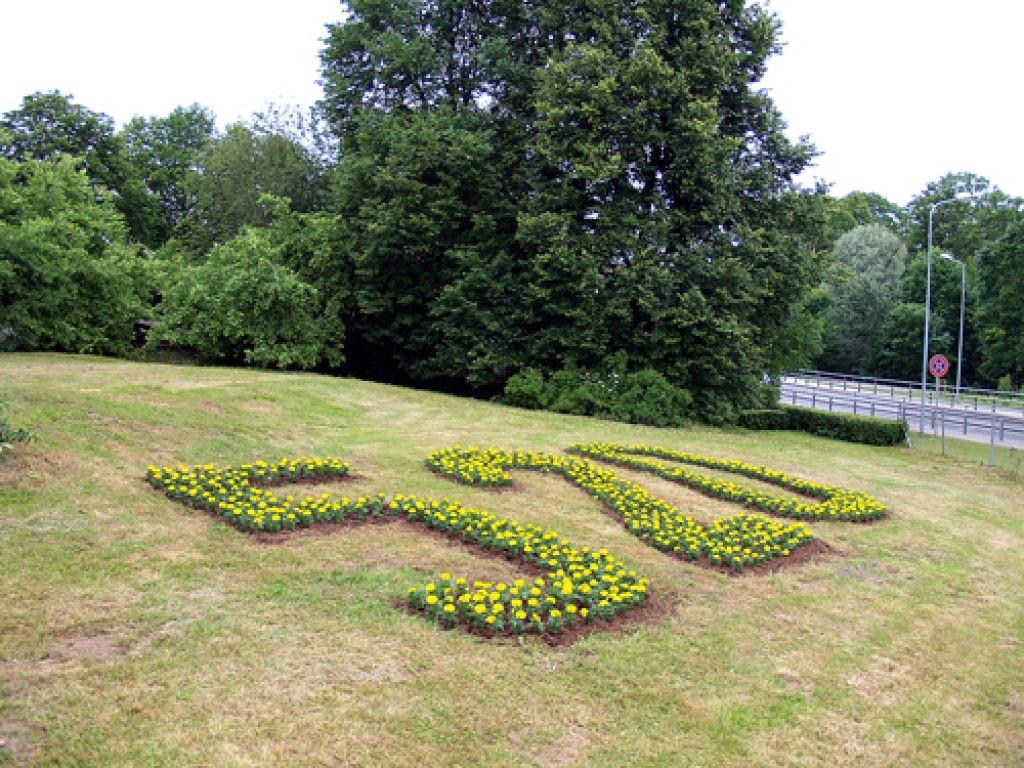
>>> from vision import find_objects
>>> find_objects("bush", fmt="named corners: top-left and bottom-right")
top-left (501, 367), bottom-right (692, 428)
top-left (0, 156), bottom-right (152, 356)
top-left (757, 382), bottom-right (781, 409)
top-left (610, 369), bottom-right (692, 427)
top-left (737, 409), bottom-right (791, 431)
top-left (502, 369), bottom-right (548, 410)
top-left (148, 227), bottom-right (343, 369)
top-left (738, 405), bottom-right (907, 446)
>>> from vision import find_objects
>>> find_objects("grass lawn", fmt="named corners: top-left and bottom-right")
top-left (1, 353), bottom-right (1022, 767)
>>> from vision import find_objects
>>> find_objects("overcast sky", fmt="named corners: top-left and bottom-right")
top-left (2, 0), bottom-right (1020, 206)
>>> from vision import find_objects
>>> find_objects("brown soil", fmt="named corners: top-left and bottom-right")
top-left (398, 586), bottom-right (679, 648)
top-left (0, 718), bottom-right (35, 763)
top-left (48, 633), bottom-right (122, 661)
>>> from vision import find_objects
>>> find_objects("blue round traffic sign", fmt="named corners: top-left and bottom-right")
top-left (929, 354), bottom-right (950, 378)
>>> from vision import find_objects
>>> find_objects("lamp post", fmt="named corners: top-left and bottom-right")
top-left (940, 253), bottom-right (967, 403)
top-left (921, 192), bottom-right (973, 434)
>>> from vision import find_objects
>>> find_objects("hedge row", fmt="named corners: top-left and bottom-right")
top-left (738, 406), bottom-right (907, 446)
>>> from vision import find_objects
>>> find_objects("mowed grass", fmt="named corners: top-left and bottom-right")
top-left (1, 353), bottom-right (1022, 768)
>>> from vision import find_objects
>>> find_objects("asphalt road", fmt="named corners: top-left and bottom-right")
top-left (779, 380), bottom-right (1024, 451)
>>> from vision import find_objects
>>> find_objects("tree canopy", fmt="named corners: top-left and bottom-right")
top-left (319, 0), bottom-right (822, 417)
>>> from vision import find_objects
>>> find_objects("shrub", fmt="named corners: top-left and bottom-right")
top-left (737, 409), bottom-right (791, 431)
top-left (610, 369), bottom-right (692, 427)
top-left (738, 406), bottom-right (907, 446)
top-left (501, 367), bottom-right (691, 427)
top-left (0, 156), bottom-right (152, 356)
top-left (502, 368), bottom-right (547, 410)
top-left (757, 382), bottom-right (781, 409)
top-left (148, 227), bottom-right (342, 369)
top-left (783, 406), bottom-right (906, 446)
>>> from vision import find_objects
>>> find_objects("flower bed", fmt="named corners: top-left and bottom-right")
top-left (146, 457), bottom-right (355, 532)
top-left (401, 494), bottom-right (647, 635)
top-left (425, 447), bottom-right (815, 570)
top-left (146, 455), bottom-right (648, 637)
top-left (146, 441), bottom-right (862, 639)
top-left (568, 442), bottom-right (887, 522)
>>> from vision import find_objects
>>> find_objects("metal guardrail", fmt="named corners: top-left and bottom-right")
top-left (780, 382), bottom-right (1024, 464)
top-left (793, 369), bottom-right (1024, 401)
top-left (785, 372), bottom-right (1024, 416)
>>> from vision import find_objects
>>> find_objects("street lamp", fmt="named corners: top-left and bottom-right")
top-left (921, 191), bottom-right (973, 434)
top-left (940, 253), bottom-right (967, 403)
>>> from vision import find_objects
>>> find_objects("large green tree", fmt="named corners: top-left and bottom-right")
top-left (120, 104), bottom-right (218, 246)
top-left (0, 91), bottom-right (157, 244)
top-left (977, 221), bottom-right (1024, 386)
top-left (180, 123), bottom-right (326, 252)
top-left (320, 0), bottom-right (820, 417)
top-left (0, 153), bottom-right (151, 355)
top-left (902, 172), bottom-right (1023, 385)
top-left (819, 224), bottom-right (906, 375)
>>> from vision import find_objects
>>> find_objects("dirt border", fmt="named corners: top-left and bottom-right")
top-left (398, 587), bottom-right (678, 648)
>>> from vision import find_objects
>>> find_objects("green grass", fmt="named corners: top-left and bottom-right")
top-left (1, 353), bottom-right (1022, 768)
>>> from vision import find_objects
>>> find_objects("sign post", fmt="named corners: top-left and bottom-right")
top-left (929, 355), bottom-right (950, 407)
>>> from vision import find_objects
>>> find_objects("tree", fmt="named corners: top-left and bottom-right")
top-left (1, 91), bottom-right (122, 187)
top-left (874, 302), bottom-right (952, 381)
top-left (0, 154), bottom-right (151, 355)
top-left (0, 91), bottom-right (157, 243)
top-left (830, 191), bottom-right (904, 237)
top-left (120, 105), bottom-right (217, 246)
top-left (320, 0), bottom-right (821, 418)
top-left (819, 224), bottom-right (906, 374)
top-left (977, 220), bottom-right (1024, 387)
top-left (182, 123), bottom-right (325, 251)
top-left (148, 220), bottom-right (343, 369)
top-left (903, 172), bottom-right (1023, 385)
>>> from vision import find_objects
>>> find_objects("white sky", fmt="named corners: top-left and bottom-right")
top-left (2, 0), bottom-right (1021, 206)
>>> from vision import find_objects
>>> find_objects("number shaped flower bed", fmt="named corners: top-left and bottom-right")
top-left (145, 443), bottom-right (884, 641)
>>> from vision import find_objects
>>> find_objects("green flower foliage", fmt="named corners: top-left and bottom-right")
top-left (425, 446), bottom-right (817, 568)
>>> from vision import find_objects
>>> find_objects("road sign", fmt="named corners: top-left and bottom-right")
top-left (929, 354), bottom-right (950, 378)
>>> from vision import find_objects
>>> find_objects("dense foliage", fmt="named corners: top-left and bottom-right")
top-left (146, 222), bottom-right (344, 369)
top-left (816, 174), bottom-right (1024, 388)
top-left (2, 4), bottom-right (1022, 414)
top-left (502, 365), bottom-right (693, 427)
top-left (0, 153), bottom-right (151, 355)
top-left (318, 0), bottom-right (826, 419)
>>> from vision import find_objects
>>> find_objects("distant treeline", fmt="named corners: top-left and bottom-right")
top-left (2, 0), bottom-right (1022, 425)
